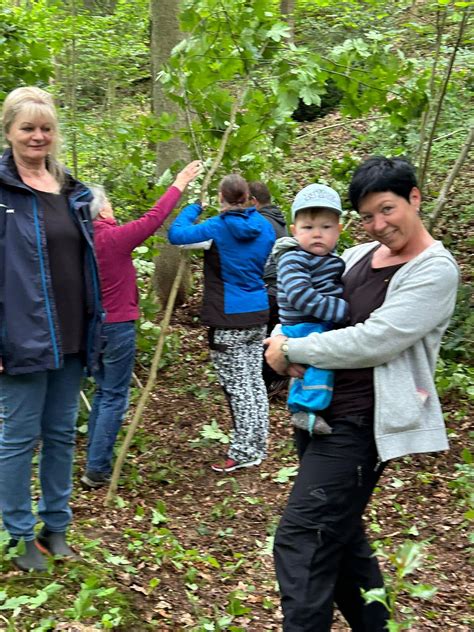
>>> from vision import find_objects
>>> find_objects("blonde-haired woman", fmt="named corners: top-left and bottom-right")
top-left (0, 87), bottom-right (103, 570)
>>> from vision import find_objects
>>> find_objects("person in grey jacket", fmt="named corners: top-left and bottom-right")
top-left (264, 156), bottom-right (459, 631)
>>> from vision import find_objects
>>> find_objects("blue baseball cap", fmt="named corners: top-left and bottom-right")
top-left (291, 184), bottom-right (342, 220)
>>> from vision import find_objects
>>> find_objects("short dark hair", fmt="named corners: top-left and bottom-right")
top-left (249, 181), bottom-right (271, 205)
top-left (219, 174), bottom-right (249, 206)
top-left (349, 156), bottom-right (418, 211)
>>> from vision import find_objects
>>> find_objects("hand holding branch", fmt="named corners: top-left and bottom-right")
top-left (173, 160), bottom-right (203, 192)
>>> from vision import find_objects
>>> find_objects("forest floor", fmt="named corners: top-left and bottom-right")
top-left (70, 287), bottom-right (472, 632)
top-left (1, 114), bottom-right (472, 631)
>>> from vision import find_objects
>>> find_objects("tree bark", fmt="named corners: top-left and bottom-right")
top-left (280, 0), bottom-right (295, 42)
top-left (150, 0), bottom-right (191, 307)
top-left (150, 0), bottom-right (190, 173)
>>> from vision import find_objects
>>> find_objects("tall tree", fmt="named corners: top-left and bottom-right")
top-left (150, 0), bottom-right (189, 173)
top-left (150, 0), bottom-right (191, 308)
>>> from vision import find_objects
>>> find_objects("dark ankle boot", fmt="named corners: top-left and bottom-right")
top-left (37, 528), bottom-right (78, 559)
top-left (7, 538), bottom-right (48, 572)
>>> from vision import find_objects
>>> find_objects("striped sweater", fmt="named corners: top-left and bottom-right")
top-left (274, 237), bottom-right (348, 325)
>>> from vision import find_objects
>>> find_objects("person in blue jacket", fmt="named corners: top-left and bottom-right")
top-left (168, 174), bottom-right (276, 473)
top-left (0, 87), bottom-right (102, 571)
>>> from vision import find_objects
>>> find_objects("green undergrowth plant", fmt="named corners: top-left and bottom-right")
top-left (441, 283), bottom-right (474, 363)
top-left (190, 420), bottom-right (231, 446)
top-left (363, 540), bottom-right (437, 631)
top-left (448, 447), bottom-right (474, 522)
top-left (272, 465), bottom-right (299, 484)
top-left (188, 586), bottom-right (255, 632)
top-left (0, 530), bottom-right (138, 630)
top-left (435, 358), bottom-right (474, 401)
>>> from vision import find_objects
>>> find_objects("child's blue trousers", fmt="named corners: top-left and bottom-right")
top-left (281, 322), bottom-right (334, 413)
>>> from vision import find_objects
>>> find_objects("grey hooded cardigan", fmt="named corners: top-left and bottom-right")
top-left (285, 240), bottom-right (459, 462)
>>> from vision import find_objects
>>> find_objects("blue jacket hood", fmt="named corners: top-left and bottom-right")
top-left (219, 207), bottom-right (262, 241)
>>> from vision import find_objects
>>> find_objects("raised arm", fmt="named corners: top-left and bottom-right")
top-left (168, 203), bottom-right (217, 245)
top-left (100, 160), bottom-right (202, 253)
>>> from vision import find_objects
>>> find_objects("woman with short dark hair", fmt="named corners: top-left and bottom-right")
top-left (264, 156), bottom-right (459, 631)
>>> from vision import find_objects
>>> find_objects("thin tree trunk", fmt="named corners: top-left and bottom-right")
top-left (417, 7), bottom-right (447, 175)
top-left (65, 0), bottom-right (79, 178)
top-left (418, 8), bottom-right (470, 191)
top-left (427, 125), bottom-right (473, 232)
top-left (105, 85), bottom-right (250, 505)
top-left (150, 0), bottom-right (192, 309)
top-left (150, 0), bottom-right (189, 174)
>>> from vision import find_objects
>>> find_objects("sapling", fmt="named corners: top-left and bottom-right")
top-left (362, 540), bottom-right (437, 631)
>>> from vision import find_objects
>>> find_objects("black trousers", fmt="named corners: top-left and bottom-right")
top-left (274, 415), bottom-right (388, 631)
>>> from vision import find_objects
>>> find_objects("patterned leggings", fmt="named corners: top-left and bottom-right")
top-left (209, 326), bottom-right (269, 462)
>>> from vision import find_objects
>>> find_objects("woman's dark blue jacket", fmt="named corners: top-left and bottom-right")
top-left (0, 148), bottom-right (103, 375)
top-left (168, 203), bottom-right (276, 328)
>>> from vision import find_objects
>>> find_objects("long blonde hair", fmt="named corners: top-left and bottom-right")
top-left (1, 86), bottom-right (64, 185)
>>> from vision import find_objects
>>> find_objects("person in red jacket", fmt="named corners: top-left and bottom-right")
top-left (81, 161), bottom-right (201, 489)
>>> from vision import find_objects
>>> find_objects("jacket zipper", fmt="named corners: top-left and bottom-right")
top-left (31, 195), bottom-right (60, 368)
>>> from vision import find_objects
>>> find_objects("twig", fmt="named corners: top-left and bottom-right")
top-left (105, 83), bottom-right (250, 505)
top-left (416, 7), bottom-right (447, 172)
top-left (180, 70), bottom-right (204, 163)
top-left (199, 82), bottom-right (249, 198)
top-left (418, 7), bottom-right (470, 191)
top-left (132, 372), bottom-right (143, 389)
top-left (298, 115), bottom-right (389, 139)
top-left (105, 257), bottom-right (187, 506)
top-left (80, 390), bottom-right (91, 412)
top-left (432, 128), bottom-right (466, 143)
top-left (343, 217), bottom-right (355, 232)
top-left (428, 125), bottom-right (473, 232)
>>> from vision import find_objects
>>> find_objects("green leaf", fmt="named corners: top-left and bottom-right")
top-left (408, 583), bottom-right (437, 599)
top-left (200, 420), bottom-right (230, 444)
top-left (151, 504), bottom-right (168, 525)
top-left (226, 596), bottom-right (251, 616)
top-left (267, 22), bottom-right (291, 42)
top-left (395, 541), bottom-right (425, 578)
top-left (361, 587), bottom-right (388, 607)
top-left (299, 86), bottom-right (321, 107)
top-left (273, 465), bottom-right (299, 484)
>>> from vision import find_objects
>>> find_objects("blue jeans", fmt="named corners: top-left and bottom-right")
top-left (0, 355), bottom-right (83, 540)
top-left (87, 321), bottom-right (136, 474)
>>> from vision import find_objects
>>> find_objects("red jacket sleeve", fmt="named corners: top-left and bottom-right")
top-left (101, 186), bottom-right (182, 253)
